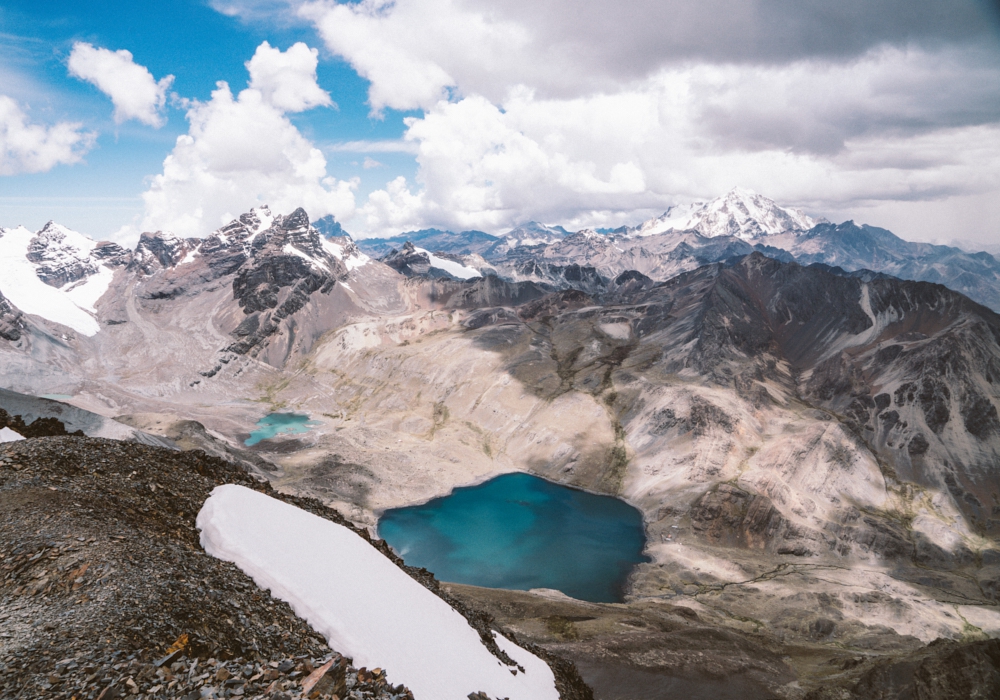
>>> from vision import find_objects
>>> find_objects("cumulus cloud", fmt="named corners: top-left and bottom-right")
top-left (206, 0), bottom-right (999, 242)
top-left (0, 95), bottom-right (95, 175)
top-left (246, 41), bottom-right (332, 112)
top-left (140, 42), bottom-right (355, 237)
top-left (345, 45), bottom-right (1000, 236)
top-left (68, 43), bottom-right (174, 127)
top-left (357, 176), bottom-right (427, 235)
top-left (300, 0), bottom-right (1000, 111)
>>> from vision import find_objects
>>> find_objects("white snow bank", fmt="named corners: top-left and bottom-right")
top-left (64, 264), bottom-right (114, 313)
top-left (197, 485), bottom-right (558, 700)
top-left (0, 226), bottom-right (102, 336)
top-left (322, 238), bottom-right (371, 271)
top-left (414, 247), bottom-right (482, 280)
top-left (0, 427), bottom-right (25, 442)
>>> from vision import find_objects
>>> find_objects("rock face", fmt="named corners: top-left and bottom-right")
top-left (805, 638), bottom-right (1000, 700)
top-left (381, 242), bottom-right (437, 277)
top-left (0, 290), bottom-right (24, 341)
top-left (26, 222), bottom-right (102, 287)
top-left (225, 208), bottom-right (347, 357)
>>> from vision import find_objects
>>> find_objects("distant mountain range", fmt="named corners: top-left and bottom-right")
top-left (352, 188), bottom-right (1000, 313)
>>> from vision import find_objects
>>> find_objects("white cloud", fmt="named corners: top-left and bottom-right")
top-left (246, 41), bottom-right (332, 112)
top-left (299, 0), bottom-right (1000, 112)
top-left (357, 176), bottom-right (426, 236)
top-left (327, 139), bottom-right (419, 154)
top-left (140, 43), bottom-right (356, 238)
top-left (0, 95), bottom-right (95, 176)
top-left (347, 47), bottom-right (1000, 239)
top-left (68, 42), bottom-right (174, 127)
top-left (241, 0), bottom-right (999, 243)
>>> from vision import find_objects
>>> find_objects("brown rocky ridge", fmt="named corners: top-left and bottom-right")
top-left (0, 436), bottom-right (591, 700)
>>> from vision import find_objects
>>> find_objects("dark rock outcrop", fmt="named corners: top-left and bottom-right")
top-left (225, 208), bottom-right (347, 357)
top-left (0, 290), bottom-right (25, 341)
top-left (804, 638), bottom-right (1000, 700)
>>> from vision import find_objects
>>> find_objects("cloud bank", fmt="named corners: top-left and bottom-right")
top-left (292, 0), bottom-right (1000, 239)
top-left (68, 43), bottom-right (174, 127)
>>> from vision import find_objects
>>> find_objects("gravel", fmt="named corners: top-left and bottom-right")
top-left (0, 436), bottom-right (590, 699)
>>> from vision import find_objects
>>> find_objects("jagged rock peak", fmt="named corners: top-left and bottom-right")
top-left (26, 222), bottom-right (104, 288)
top-left (633, 187), bottom-right (821, 240)
top-left (0, 289), bottom-right (24, 341)
top-left (279, 207), bottom-right (311, 232)
top-left (133, 230), bottom-right (194, 274)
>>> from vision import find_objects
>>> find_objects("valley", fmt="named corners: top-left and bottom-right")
top-left (2, 191), bottom-right (1000, 698)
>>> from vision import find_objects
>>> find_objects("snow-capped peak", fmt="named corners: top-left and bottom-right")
top-left (0, 223), bottom-right (112, 336)
top-left (502, 221), bottom-right (567, 248)
top-left (632, 187), bottom-right (818, 240)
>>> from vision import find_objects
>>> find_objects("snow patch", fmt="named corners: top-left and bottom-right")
top-left (321, 237), bottom-right (370, 271)
top-left (414, 247), bottom-right (482, 279)
top-left (197, 485), bottom-right (558, 700)
top-left (283, 243), bottom-right (329, 272)
top-left (598, 322), bottom-right (631, 340)
top-left (178, 248), bottom-right (200, 266)
top-left (0, 427), bottom-right (25, 442)
top-left (0, 226), bottom-right (101, 336)
top-left (64, 265), bottom-right (114, 313)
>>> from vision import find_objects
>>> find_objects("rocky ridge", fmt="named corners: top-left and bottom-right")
top-left (354, 190), bottom-right (1000, 313)
top-left (0, 290), bottom-right (24, 342)
top-left (0, 436), bottom-right (591, 699)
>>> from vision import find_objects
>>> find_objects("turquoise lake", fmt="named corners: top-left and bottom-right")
top-left (378, 472), bottom-right (649, 603)
top-left (244, 413), bottom-right (320, 446)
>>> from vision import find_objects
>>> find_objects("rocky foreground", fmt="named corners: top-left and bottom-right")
top-left (0, 436), bottom-right (590, 700)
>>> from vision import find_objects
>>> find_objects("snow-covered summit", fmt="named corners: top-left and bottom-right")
top-left (632, 187), bottom-right (819, 240)
top-left (0, 222), bottom-right (121, 336)
top-left (501, 221), bottom-right (568, 248)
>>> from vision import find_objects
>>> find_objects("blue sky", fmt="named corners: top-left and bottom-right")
top-left (1, 1), bottom-right (999, 244)
top-left (0, 0), bottom-right (417, 238)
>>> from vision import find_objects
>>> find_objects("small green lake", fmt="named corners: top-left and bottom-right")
top-left (378, 472), bottom-right (649, 603)
top-left (245, 413), bottom-right (320, 446)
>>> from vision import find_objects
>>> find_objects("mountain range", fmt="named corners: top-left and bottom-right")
top-left (356, 187), bottom-right (1000, 314)
top-left (2, 189), bottom-right (1000, 698)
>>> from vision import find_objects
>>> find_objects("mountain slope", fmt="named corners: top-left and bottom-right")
top-left (237, 253), bottom-right (1000, 653)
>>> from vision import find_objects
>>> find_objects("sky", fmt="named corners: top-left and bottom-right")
top-left (0, 0), bottom-right (998, 246)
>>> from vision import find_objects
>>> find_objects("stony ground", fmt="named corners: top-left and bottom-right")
top-left (447, 582), bottom-right (1000, 700)
top-left (0, 436), bottom-right (589, 700)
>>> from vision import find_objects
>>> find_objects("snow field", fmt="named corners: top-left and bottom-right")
top-left (197, 485), bottom-right (558, 700)
top-left (414, 247), bottom-right (482, 279)
top-left (0, 427), bottom-right (25, 442)
top-left (0, 225), bottom-right (105, 336)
